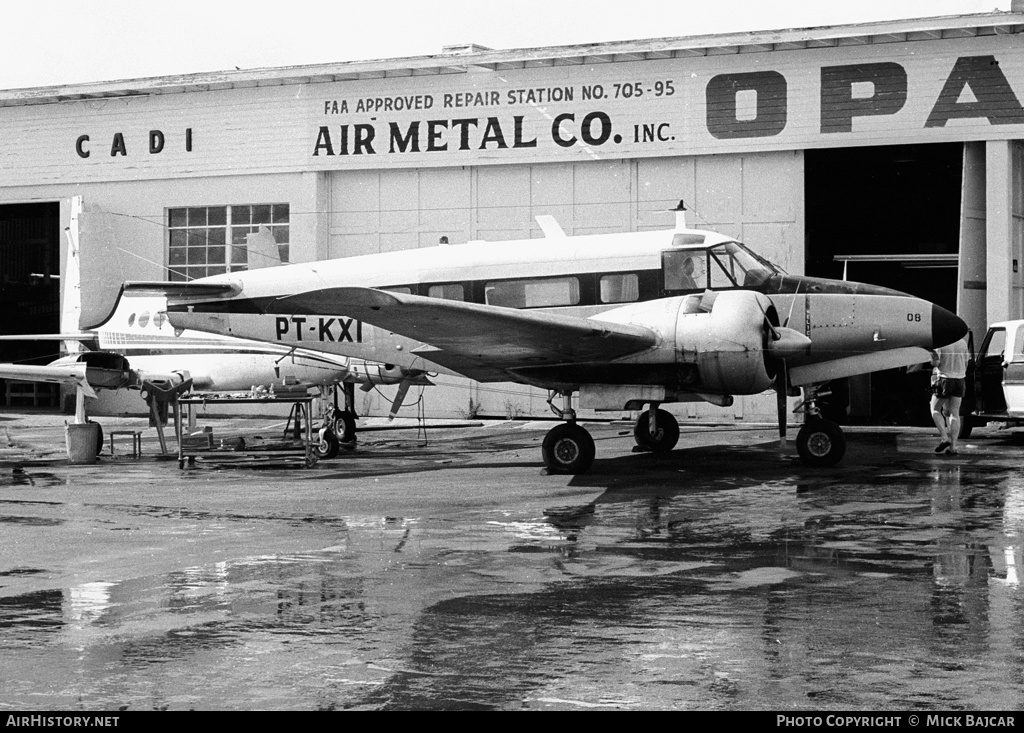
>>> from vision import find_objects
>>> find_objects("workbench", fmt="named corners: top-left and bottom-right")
top-left (173, 395), bottom-right (316, 469)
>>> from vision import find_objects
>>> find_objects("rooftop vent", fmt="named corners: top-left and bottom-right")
top-left (441, 43), bottom-right (493, 54)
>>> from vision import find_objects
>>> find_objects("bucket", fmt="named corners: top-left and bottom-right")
top-left (66, 423), bottom-right (101, 465)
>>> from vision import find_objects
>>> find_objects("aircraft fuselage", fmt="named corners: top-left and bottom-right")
top-left (157, 226), bottom-right (965, 395)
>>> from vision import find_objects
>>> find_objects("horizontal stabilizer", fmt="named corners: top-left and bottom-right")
top-left (123, 281), bottom-right (242, 300)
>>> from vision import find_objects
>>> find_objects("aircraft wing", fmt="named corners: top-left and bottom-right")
top-left (0, 333), bottom-right (95, 341)
top-left (0, 363), bottom-right (95, 397)
top-left (267, 287), bottom-right (658, 380)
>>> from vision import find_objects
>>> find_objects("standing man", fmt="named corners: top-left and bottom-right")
top-left (930, 334), bottom-right (971, 455)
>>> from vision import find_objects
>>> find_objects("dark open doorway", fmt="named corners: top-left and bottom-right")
top-left (805, 143), bottom-right (963, 426)
top-left (0, 202), bottom-right (61, 408)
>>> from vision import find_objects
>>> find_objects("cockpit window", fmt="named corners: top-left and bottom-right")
top-left (662, 251), bottom-right (706, 291)
top-left (707, 242), bottom-right (778, 288)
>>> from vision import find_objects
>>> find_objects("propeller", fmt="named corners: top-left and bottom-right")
top-left (776, 361), bottom-right (788, 447)
top-left (755, 296), bottom-right (807, 449)
top-left (388, 379), bottom-right (412, 420)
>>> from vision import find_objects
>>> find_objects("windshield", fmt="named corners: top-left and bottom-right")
top-left (707, 241), bottom-right (780, 288)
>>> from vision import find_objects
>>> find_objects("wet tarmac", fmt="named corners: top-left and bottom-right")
top-left (1, 411), bottom-right (1022, 711)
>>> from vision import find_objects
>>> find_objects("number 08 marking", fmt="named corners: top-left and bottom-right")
top-left (907, 313), bottom-right (921, 322)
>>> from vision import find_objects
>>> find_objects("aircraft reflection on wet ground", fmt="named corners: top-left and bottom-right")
top-left (0, 419), bottom-right (1022, 710)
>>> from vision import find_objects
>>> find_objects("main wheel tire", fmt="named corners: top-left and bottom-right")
top-left (313, 429), bottom-right (340, 460)
top-left (633, 408), bottom-right (680, 452)
top-left (796, 418), bottom-right (846, 467)
top-left (541, 423), bottom-right (596, 475)
top-left (333, 411), bottom-right (357, 443)
top-left (89, 420), bottom-right (104, 456)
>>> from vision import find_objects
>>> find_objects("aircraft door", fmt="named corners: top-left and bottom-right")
top-left (975, 327), bottom-right (1007, 413)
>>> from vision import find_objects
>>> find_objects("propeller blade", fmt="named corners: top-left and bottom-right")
top-left (776, 362), bottom-right (788, 447)
top-left (388, 380), bottom-right (412, 421)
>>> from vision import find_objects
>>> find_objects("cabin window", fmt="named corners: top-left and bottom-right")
top-left (381, 286), bottom-right (412, 295)
top-left (138, 311), bottom-right (150, 328)
top-left (600, 273), bottom-right (639, 303)
top-left (1014, 329), bottom-right (1024, 364)
top-left (428, 284), bottom-right (465, 301)
top-left (662, 251), bottom-right (706, 291)
top-left (167, 203), bottom-right (290, 282)
top-left (485, 276), bottom-right (580, 308)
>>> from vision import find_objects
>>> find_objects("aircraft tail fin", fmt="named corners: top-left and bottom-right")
top-left (246, 226), bottom-right (282, 269)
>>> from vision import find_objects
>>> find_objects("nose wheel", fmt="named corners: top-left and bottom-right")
top-left (793, 385), bottom-right (847, 467)
top-left (313, 428), bottom-right (341, 460)
top-left (796, 418), bottom-right (846, 466)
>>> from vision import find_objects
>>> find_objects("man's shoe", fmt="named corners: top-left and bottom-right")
top-left (935, 441), bottom-right (951, 454)
top-left (945, 448), bottom-right (958, 455)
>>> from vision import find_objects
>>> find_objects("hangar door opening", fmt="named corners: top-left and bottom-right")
top-left (0, 202), bottom-right (61, 408)
top-left (805, 142), bottom-right (964, 426)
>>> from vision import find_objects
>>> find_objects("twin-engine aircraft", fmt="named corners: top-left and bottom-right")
top-left (0, 293), bottom-right (434, 457)
top-left (125, 206), bottom-right (968, 473)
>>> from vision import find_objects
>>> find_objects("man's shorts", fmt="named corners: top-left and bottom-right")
top-left (933, 377), bottom-right (966, 399)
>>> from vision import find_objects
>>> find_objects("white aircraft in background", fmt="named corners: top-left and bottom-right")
top-left (127, 204), bottom-right (968, 473)
top-left (0, 227), bottom-right (430, 458)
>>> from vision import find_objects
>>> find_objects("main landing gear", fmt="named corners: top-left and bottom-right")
top-left (313, 383), bottom-right (359, 461)
top-left (541, 395), bottom-right (683, 474)
top-left (542, 392), bottom-right (595, 474)
top-left (793, 386), bottom-right (846, 467)
top-left (633, 405), bottom-right (680, 453)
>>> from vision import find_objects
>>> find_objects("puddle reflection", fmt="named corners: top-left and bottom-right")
top-left (0, 458), bottom-right (1021, 710)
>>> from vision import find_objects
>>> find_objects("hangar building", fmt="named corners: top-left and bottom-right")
top-left (1, 8), bottom-right (1023, 425)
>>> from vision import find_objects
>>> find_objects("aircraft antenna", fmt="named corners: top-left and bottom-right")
top-left (671, 200), bottom-right (687, 230)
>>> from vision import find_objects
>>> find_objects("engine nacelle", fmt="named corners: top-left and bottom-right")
top-left (676, 290), bottom-right (776, 395)
top-left (346, 360), bottom-right (433, 388)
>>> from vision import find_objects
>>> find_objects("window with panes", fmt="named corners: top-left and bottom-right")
top-left (167, 204), bottom-right (290, 281)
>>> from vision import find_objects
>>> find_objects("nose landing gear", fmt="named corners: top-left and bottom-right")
top-left (793, 385), bottom-right (846, 467)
